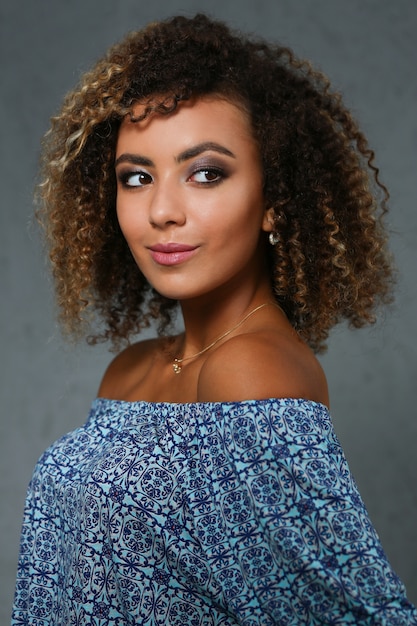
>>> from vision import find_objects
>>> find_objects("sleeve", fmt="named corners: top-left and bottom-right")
top-left (11, 456), bottom-right (62, 625)
top-left (196, 399), bottom-right (417, 625)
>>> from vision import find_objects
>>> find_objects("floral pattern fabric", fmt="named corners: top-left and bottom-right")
top-left (12, 397), bottom-right (417, 625)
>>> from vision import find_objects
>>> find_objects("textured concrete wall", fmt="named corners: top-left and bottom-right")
top-left (1, 0), bottom-right (416, 620)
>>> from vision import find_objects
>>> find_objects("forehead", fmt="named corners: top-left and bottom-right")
top-left (117, 97), bottom-right (256, 150)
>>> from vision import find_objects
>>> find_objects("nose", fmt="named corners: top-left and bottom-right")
top-left (148, 178), bottom-right (186, 229)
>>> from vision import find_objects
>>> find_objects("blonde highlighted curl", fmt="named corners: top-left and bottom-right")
top-left (38, 13), bottom-right (394, 352)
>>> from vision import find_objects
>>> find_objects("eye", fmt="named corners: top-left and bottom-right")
top-left (189, 167), bottom-right (224, 184)
top-left (118, 170), bottom-right (153, 187)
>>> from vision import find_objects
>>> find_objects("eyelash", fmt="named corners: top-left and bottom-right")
top-left (117, 166), bottom-right (227, 188)
top-left (189, 167), bottom-right (225, 185)
top-left (118, 171), bottom-right (153, 188)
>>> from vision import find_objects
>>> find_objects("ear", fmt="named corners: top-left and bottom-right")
top-left (262, 207), bottom-right (275, 233)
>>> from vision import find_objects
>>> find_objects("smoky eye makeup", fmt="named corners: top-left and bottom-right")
top-left (186, 157), bottom-right (231, 184)
top-left (189, 167), bottom-right (225, 184)
top-left (116, 168), bottom-right (153, 187)
top-left (115, 153), bottom-right (233, 188)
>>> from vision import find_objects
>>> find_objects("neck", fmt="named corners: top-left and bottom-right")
top-left (173, 302), bottom-right (273, 373)
top-left (178, 282), bottom-right (274, 359)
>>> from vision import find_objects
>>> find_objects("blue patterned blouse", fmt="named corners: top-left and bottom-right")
top-left (12, 398), bottom-right (417, 625)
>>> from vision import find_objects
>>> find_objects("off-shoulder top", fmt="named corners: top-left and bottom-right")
top-left (11, 398), bottom-right (417, 625)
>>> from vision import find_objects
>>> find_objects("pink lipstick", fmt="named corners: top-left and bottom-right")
top-left (149, 243), bottom-right (198, 266)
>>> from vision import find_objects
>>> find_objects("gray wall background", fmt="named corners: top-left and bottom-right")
top-left (1, 0), bottom-right (416, 621)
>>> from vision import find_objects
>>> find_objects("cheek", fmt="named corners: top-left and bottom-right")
top-left (116, 200), bottom-right (142, 242)
top-left (221, 188), bottom-right (265, 236)
top-left (115, 194), bottom-right (125, 227)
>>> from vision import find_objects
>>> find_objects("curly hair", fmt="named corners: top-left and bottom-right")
top-left (38, 13), bottom-right (394, 352)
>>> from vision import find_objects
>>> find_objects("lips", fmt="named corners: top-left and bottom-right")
top-left (148, 243), bottom-right (198, 266)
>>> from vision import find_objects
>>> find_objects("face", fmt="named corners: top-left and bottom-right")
top-left (115, 97), bottom-right (273, 303)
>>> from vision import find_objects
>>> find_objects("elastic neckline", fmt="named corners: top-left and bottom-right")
top-left (94, 396), bottom-right (329, 411)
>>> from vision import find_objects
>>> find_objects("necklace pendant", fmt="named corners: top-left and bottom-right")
top-left (172, 359), bottom-right (182, 374)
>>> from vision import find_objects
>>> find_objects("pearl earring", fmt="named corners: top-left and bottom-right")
top-left (269, 232), bottom-right (280, 246)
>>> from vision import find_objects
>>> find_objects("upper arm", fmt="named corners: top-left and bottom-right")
top-left (197, 332), bottom-right (329, 406)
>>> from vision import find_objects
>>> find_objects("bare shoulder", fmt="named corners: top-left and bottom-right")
top-left (97, 338), bottom-right (159, 400)
top-left (197, 330), bottom-right (329, 406)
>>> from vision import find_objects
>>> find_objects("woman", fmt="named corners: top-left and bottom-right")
top-left (12, 13), bottom-right (417, 625)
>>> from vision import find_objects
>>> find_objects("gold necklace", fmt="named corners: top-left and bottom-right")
top-left (172, 302), bottom-right (271, 374)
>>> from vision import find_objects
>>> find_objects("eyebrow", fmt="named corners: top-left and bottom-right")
top-left (176, 142), bottom-right (236, 163)
top-left (115, 154), bottom-right (153, 167)
top-left (115, 142), bottom-right (236, 168)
